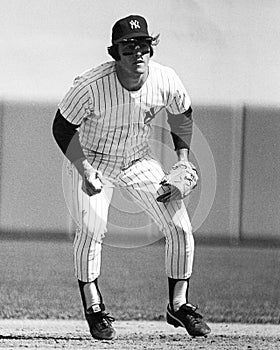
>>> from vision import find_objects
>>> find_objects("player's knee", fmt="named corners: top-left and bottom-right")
top-left (163, 221), bottom-right (192, 237)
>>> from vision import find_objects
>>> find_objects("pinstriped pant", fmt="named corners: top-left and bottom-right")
top-left (69, 154), bottom-right (194, 282)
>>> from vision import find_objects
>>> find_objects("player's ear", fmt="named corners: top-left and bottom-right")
top-left (150, 34), bottom-right (160, 58)
top-left (107, 45), bottom-right (120, 61)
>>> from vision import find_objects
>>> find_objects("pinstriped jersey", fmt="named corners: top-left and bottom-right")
top-left (58, 61), bottom-right (191, 158)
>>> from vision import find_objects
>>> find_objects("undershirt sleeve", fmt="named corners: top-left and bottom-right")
top-left (167, 106), bottom-right (193, 151)
top-left (52, 109), bottom-right (85, 163)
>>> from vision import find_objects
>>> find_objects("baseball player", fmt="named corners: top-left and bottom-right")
top-left (52, 14), bottom-right (210, 340)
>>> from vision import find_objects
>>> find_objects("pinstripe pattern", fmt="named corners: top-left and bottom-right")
top-left (61, 59), bottom-right (194, 283)
top-left (58, 61), bottom-right (191, 159)
top-left (119, 158), bottom-right (194, 279)
top-left (71, 165), bottom-right (113, 281)
top-left (71, 156), bottom-right (194, 282)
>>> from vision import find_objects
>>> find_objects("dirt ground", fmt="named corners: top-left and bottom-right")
top-left (0, 320), bottom-right (279, 350)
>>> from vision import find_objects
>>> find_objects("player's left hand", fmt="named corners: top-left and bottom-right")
top-left (156, 160), bottom-right (199, 203)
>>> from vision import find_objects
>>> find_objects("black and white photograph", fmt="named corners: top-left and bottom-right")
top-left (0, 1), bottom-right (279, 349)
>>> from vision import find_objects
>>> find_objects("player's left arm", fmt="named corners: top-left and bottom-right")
top-left (164, 67), bottom-right (193, 162)
top-left (167, 106), bottom-right (193, 162)
top-left (156, 107), bottom-right (197, 203)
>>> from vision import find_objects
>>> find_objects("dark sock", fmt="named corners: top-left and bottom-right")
top-left (168, 277), bottom-right (190, 309)
top-left (78, 279), bottom-right (103, 313)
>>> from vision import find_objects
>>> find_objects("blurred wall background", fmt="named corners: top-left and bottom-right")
top-left (0, 0), bottom-right (280, 243)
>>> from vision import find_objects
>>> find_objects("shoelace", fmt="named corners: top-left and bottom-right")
top-left (97, 312), bottom-right (115, 329)
top-left (183, 305), bottom-right (203, 324)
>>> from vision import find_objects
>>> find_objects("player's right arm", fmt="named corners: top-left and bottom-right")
top-left (52, 109), bottom-right (103, 196)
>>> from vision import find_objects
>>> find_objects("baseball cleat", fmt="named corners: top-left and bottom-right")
top-left (85, 304), bottom-right (116, 340)
top-left (166, 303), bottom-right (211, 337)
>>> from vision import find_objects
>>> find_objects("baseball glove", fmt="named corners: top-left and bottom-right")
top-left (156, 160), bottom-right (198, 203)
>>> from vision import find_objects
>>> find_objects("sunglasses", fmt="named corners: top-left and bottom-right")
top-left (119, 38), bottom-right (152, 56)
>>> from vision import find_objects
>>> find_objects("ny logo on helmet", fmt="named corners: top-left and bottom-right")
top-left (129, 20), bottom-right (140, 29)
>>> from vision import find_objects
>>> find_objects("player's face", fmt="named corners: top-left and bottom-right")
top-left (117, 38), bottom-right (151, 75)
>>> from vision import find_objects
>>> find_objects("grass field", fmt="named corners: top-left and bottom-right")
top-left (0, 238), bottom-right (279, 323)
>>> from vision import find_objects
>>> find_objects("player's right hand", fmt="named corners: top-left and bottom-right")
top-left (82, 167), bottom-right (104, 196)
